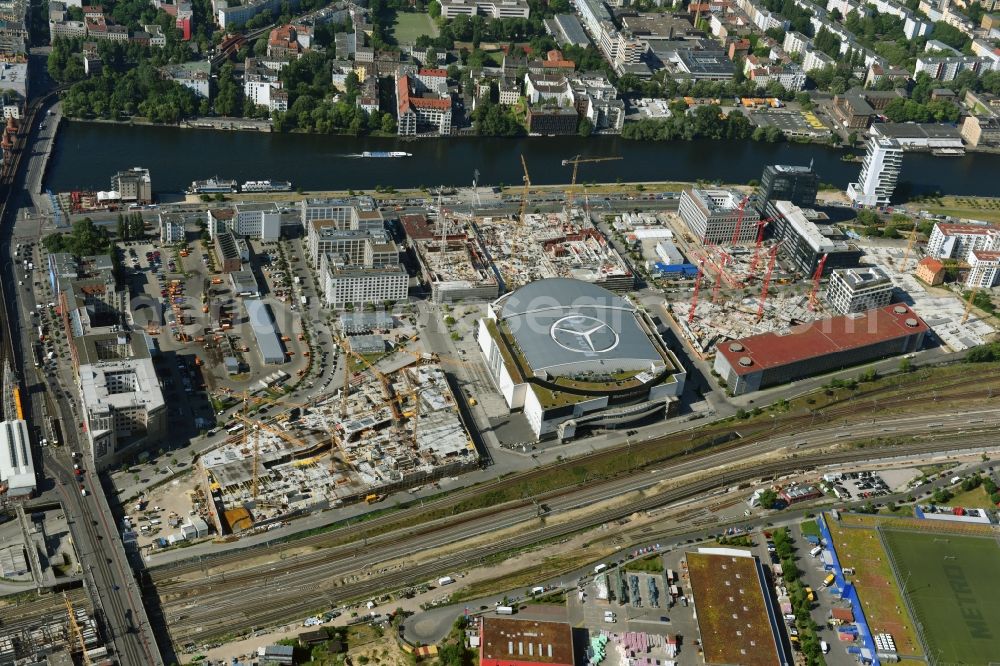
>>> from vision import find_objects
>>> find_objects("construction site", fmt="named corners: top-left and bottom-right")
top-left (199, 356), bottom-right (478, 537)
top-left (0, 591), bottom-right (110, 665)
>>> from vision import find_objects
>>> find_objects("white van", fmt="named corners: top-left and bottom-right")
top-left (594, 563), bottom-right (608, 574)
top-left (809, 546), bottom-right (823, 558)
top-left (820, 640), bottom-right (829, 654)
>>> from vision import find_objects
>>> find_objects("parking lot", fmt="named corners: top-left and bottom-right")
top-left (749, 108), bottom-right (832, 138)
top-left (823, 469), bottom-right (892, 502)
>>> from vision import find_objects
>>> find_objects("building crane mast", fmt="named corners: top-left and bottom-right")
top-left (512, 154), bottom-right (531, 257)
top-left (562, 155), bottom-right (623, 204)
top-left (898, 225), bottom-right (918, 272)
top-left (808, 253), bottom-right (829, 311)
top-left (64, 593), bottom-right (93, 666)
top-left (962, 287), bottom-right (980, 324)
top-left (757, 243), bottom-right (781, 321)
top-left (687, 261), bottom-right (704, 324)
top-left (747, 216), bottom-right (775, 279)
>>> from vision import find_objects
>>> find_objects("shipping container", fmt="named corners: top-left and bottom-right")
top-left (438, 576), bottom-right (454, 586)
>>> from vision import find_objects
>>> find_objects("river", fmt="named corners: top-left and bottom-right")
top-left (44, 121), bottom-right (1000, 196)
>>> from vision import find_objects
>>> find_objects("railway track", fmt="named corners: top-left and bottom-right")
top-left (161, 435), bottom-right (997, 645)
top-left (151, 366), bottom-right (1000, 581)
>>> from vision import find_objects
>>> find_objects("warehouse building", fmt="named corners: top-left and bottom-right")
top-left (687, 548), bottom-right (792, 666)
top-left (478, 278), bottom-right (686, 440)
top-left (478, 617), bottom-right (574, 666)
top-left (678, 188), bottom-right (759, 244)
top-left (826, 266), bottom-right (893, 314)
top-left (713, 304), bottom-right (928, 395)
top-left (244, 298), bottom-right (287, 364)
top-left (766, 200), bottom-right (862, 277)
top-left (0, 420), bottom-right (35, 498)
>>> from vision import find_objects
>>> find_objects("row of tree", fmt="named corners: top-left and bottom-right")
top-left (621, 105), bottom-right (759, 142)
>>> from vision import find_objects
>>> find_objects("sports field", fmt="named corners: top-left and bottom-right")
top-left (827, 520), bottom-right (923, 657)
top-left (392, 12), bottom-right (439, 43)
top-left (883, 529), bottom-right (1000, 665)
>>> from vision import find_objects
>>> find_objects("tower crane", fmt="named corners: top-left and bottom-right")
top-left (562, 155), bottom-right (623, 203)
top-left (962, 287), bottom-right (980, 324)
top-left (898, 225), bottom-right (918, 272)
top-left (757, 242), bottom-right (783, 321)
top-left (808, 253), bottom-right (829, 311)
top-left (747, 216), bottom-right (776, 279)
top-left (64, 593), bottom-right (92, 666)
top-left (687, 261), bottom-right (705, 324)
top-left (512, 154), bottom-right (531, 258)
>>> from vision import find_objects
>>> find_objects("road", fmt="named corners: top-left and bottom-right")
top-left (0, 86), bottom-right (165, 664)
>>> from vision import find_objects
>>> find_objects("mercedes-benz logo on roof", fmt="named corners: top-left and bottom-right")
top-left (550, 315), bottom-right (619, 354)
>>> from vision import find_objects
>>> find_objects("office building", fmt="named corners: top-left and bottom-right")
top-left (76, 333), bottom-right (166, 470)
top-left (526, 106), bottom-right (578, 134)
top-left (847, 137), bottom-right (903, 207)
top-left (965, 250), bottom-right (1000, 289)
top-left (437, 0), bottom-right (529, 18)
top-left (714, 304), bottom-right (928, 395)
top-left (209, 202), bottom-right (281, 240)
top-left (766, 200), bottom-right (862, 277)
top-left (925, 222), bottom-right (1000, 262)
top-left (319, 260), bottom-right (408, 309)
top-left (678, 188), bottom-right (759, 244)
top-left (305, 209), bottom-right (385, 263)
top-left (0, 420), bottom-right (35, 498)
top-left (111, 167), bottom-right (152, 204)
top-left (826, 266), bottom-right (893, 314)
top-left (544, 14), bottom-right (590, 47)
top-left (759, 163), bottom-right (818, 207)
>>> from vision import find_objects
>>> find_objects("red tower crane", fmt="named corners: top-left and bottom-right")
top-left (807, 253), bottom-right (829, 311)
top-left (747, 216), bottom-right (775, 279)
top-left (730, 195), bottom-right (752, 246)
top-left (687, 262), bottom-right (705, 324)
top-left (756, 244), bottom-right (781, 321)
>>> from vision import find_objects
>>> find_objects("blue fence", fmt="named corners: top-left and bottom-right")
top-left (818, 513), bottom-right (881, 666)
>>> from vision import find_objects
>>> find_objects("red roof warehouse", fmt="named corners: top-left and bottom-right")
top-left (478, 617), bottom-right (574, 666)
top-left (713, 304), bottom-right (928, 395)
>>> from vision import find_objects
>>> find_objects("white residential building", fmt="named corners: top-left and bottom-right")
top-left (925, 222), bottom-right (1000, 262)
top-left (438, 0), bottom-right (529, 18)
top-left (782, 30), bottom-right (809, 56)
top-left (847, 137), bottom-right (903, 207)
top-left (826, 266), bottom-right (894, 314)
top-left (396, 74), bottom-right (451, 136)
top-left (499, 80), bottom-right (520, 105)
top-left (914, 55), bottom-right (987, 81)
top-left (802, 48), bottom-right (835, 72)
top-left (244, 58), bottom-right (287, 112)
top-left (966, 250), bottom-right (1000, 289)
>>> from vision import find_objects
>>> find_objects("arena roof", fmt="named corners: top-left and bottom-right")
top-left (716, 304), bottom-right (929, 376)
top-left (493, 279), bottom-right (665, 375)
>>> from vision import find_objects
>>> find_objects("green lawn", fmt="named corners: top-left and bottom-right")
top-left (392, 12), bottom-right (439, 43)
top-left (800, 519), bottom-right (821, 538)
top-left (883, 529), bottom-right (1000, 665)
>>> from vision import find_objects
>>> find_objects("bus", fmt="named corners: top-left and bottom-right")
top-left (226, 424), bottom-right (244, 435)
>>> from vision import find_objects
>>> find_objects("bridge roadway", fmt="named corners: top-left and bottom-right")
top-left (0, 87), bottom-right (165, 665)
top-left (156, 423), bottom-right (999, 647)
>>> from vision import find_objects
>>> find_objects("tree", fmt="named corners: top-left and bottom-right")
top-left (380, 113), bottom-right (396, 134)
top-left (577, 117), bottom-right (593, 137)
top-left (429, 0), bottom-right (441, 18)
top-left (758, 489), bottom-right (779, 509)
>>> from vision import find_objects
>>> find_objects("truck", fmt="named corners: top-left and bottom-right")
top-left (823, 573), bottom-right (835, 587)
top-left (438, 576), bottom-right (455, 586)
top-left (495, 606), bottom-right (514, 615)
